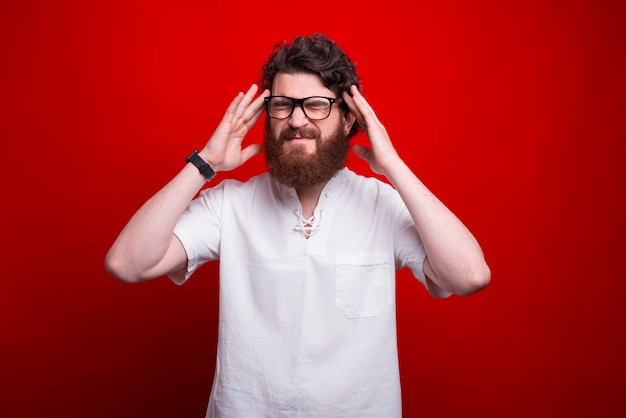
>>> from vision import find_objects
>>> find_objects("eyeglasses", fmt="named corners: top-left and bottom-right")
top-left (264, 96), bottom-right (343, 120)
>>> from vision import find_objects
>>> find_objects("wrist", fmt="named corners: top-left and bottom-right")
top-left (186, 150), bottom-right (216, 181)
top-left (198, 149), bottom-right (222, 172)
top-left (380, 157), bottom-right (410, 183)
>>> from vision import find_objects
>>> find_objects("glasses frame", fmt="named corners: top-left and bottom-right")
top-left (264, 95), bottom-right (343, 120)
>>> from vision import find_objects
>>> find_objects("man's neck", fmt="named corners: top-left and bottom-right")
top-left (296, 183), bottom-right (327, 219)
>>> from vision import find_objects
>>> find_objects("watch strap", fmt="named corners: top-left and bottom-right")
top-left (186, 150), bottom-right (215, 180)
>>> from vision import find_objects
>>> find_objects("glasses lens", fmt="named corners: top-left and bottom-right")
top-left (268, 97), bottom-right (293, 119)
top-left (303, 97), bottom-right (332, 120)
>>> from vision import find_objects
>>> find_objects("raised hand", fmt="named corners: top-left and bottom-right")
top-left (200, 84), bottom-right (270, 172)
top-left (342, 85), bottom-right (400, 176)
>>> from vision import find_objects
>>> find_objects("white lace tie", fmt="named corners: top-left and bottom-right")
top-left (294, 209), bottom-right (322, 238)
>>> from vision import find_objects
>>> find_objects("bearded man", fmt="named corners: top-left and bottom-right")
top-left (106, 33), bottom-right (490, 418)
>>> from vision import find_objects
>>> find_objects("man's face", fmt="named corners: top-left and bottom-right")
top-left (264, 72), bottom-right (355, 189)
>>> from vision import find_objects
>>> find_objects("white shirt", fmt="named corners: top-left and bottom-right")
top-left (170, 168), bottom-right (444, 418)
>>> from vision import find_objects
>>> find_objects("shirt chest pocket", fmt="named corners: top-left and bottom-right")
top-left (335, 253), bottom-right (392, 319)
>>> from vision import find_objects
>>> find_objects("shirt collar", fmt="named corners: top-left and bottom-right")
top-left (274, 167), bottom-right (350, 196)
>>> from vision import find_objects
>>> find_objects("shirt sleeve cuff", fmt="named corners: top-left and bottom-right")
top-left (166, 229), bottom-right (198, 286)
top-left (407, 257), bottom-right (453, 298)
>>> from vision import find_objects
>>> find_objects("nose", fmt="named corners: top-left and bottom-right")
top-left (288, 103), bottom-right (308, 128)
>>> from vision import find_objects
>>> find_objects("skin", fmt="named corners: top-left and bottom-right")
top-left (342, 85), bottom-right (490, 295)
top-left (267, 72), bottom-right (355, 217)
top-left (105, 84), bottom-right (270, 282)
top-left (105, 73), bottom-right (490, 296)
top-left (269, 72), bottom-right (354, 154)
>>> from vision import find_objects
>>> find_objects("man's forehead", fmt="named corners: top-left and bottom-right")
top-left (271, 72), bottom-right (334, 97)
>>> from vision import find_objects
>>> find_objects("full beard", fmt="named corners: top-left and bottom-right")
top-left (263, 121), bottom-right (350, 189)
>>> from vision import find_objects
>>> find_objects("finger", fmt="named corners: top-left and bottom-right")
top-left (237, 91), bottom-right (270, 134)
top-left (342, 91), bottom-right (367, 130)
top-left (348, 86), bottom-right (376, 124)
top-left (223, 91), bottom-right (244, 117)
top-left (238, 105), bottom-right (265, 135)
top-left (233, 84), bottom-right (259, 120)
top-left (348, 90), bottom-right (387, 136)
top-left (242, 84), bottom-right (259, 104)
top-left (215, 92), bottom-right (244, 132)
top-left (240, 143), bottom-right (263, 163)
top-left (243, 88), bottom-right (270, 123)
top-left (352, 144), bottom-right (371, 162)
top-left (349, 85), bottom-right (380, 125)
top-left (251, 101), bottom-right (267, 123)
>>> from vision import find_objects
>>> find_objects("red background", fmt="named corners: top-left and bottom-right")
top-left (2, 0), bottom-right (625, 417)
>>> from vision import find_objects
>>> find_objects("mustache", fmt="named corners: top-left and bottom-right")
top-left (278, 127), bottom-right (320, 141)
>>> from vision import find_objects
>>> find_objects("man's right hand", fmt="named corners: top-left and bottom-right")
top-left (105, 85), bottom-right (270, 283)
top-left (199, 84), bottom-right (270, 172)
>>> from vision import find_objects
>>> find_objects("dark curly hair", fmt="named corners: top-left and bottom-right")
top-left (261, 33), bottom-right (361, 139)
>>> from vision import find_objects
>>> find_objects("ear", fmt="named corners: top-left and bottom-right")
top-left (342, 111), bottom-right (356, 136)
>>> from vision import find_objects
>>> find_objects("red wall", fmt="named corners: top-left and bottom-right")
top-left (2, 1), bottom-right (625, 417)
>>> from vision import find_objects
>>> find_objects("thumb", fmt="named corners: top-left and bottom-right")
top-left (241, 143), bottom-right (263, 164)
top-left (352, 144), bottom-right (371, 162)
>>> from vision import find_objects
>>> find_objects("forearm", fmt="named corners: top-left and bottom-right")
top-left (342, 85), bottom-right (490, 295)
top-left (105, 85), bottom-right (269, 283)
top-left (105, 163), bottom-right (207, 282)
top-left (384, 160), bottom-right (491, 295)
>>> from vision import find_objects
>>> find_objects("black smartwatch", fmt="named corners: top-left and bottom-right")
top-left (186, 150), bottom-right (215, 180)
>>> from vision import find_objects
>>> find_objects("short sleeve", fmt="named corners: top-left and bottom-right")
top-left (166, 182), bottom-right (225, 285)
top-left (392, 195), bottom-right (452, 298)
